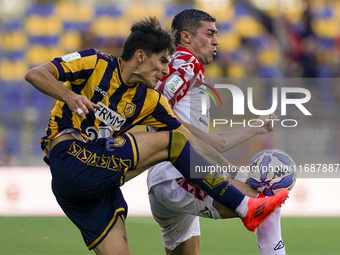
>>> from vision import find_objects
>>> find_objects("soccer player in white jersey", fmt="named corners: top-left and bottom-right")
top-left (147, 9), bottom-right (286, 255)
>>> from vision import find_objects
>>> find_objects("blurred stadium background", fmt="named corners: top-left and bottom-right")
top-left (1, 0), bottom-right (340, 254)
top-left (1, 0), bottom-right (340, 166)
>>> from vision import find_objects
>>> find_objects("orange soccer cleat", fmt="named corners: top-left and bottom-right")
top-left (242, 189), bottom-right (289, 232)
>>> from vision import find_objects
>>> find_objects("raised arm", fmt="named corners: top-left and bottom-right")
top-left (178, 125), bottom-right (236, 178)
top-left (217, 113), bottom-right (278, 153)
top-left (176, 114), bottom-right (227, 152)
top-left (25, 63), bottom-right (99, 119)
top-left (176, 113), bottom-right (277, 153)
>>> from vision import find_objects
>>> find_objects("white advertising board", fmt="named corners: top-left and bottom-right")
top-left (0, 167), bottom-right (339, 217)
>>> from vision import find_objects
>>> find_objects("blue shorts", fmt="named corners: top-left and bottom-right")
top-left (49, 134), bottom-right (139, 249)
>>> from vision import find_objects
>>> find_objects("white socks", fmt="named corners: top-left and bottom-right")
top-left (236, 194), bottom-right (285, 254)
top-left (235, 196), bottom-right (249, 218)
top-left (256, 207), bottom-right (285, 255)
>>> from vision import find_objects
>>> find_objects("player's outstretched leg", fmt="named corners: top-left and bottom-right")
top-left (167, 129), bottom-right (289, 232)
top-left (241, 189), bottom-right (289, 232)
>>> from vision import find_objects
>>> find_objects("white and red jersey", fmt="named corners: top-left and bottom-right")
top-left (157, 47), bottom-right (205, 108)
top-left (147, 47), bottom-right (211, 190)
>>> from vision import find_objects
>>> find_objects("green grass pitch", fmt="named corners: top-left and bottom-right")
top-left (0, 216), bottom-right (339, 254)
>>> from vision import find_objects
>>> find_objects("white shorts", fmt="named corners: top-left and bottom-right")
top-left (148, 178), bottom-right (222, 250)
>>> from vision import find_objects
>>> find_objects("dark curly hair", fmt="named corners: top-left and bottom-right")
top-left (120, 17), bottom-right (175, 61)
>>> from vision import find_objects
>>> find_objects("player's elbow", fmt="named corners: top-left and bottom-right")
top-left (25, 67), bottom-right (37, 84)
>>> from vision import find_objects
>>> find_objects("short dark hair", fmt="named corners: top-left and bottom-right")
top-left (120, 17), bottom-right (175, 61)
top-left (171, 9), bottom-right (216, 46)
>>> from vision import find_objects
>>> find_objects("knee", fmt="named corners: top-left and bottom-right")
top-left (168, 130), bottom-right (188, 163)
top-left (171, 129), bottom-right (188, 142)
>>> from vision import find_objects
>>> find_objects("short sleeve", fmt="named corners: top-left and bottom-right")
top-left (50, 48), bottom-right (98, 82)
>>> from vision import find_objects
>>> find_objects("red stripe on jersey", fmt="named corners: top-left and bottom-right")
top-left (156, 47), bottom-right (205, 108)
top-left (176, 177), bottom-right (207, 201)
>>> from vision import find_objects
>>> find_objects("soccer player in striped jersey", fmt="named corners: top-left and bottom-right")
top-left (147, 9), bottom-right (286, 255)
top-left (25, 17), bottom-right (288, 255)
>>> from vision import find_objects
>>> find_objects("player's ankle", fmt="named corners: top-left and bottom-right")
top-left (235, 196), bottom-right (249, 219)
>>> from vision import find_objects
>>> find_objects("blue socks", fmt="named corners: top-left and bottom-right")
top-left (168, 130), bottom-right (245, 211)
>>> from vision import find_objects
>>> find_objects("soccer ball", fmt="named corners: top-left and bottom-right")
top-left (247, 149), bottom-right (297, 196)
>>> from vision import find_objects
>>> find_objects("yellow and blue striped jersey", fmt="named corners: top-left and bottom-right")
top-left (42, 48), bottom-right (181, 154)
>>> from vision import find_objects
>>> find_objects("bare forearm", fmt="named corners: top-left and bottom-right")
top-left (176, 116), bottom-right (211, 142)
top-left (218, 126), bottom-right (258, 153)
top-left (177, 116), bottom-right (226, 152)
top-left (193, 135), bottom-right (238, 178)
top-left (25, 63), bottom-right (99, 119)
top-left (25, 64), bottom-right (69, 101)
top-left (179, 126), bottom-right (238, 178)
